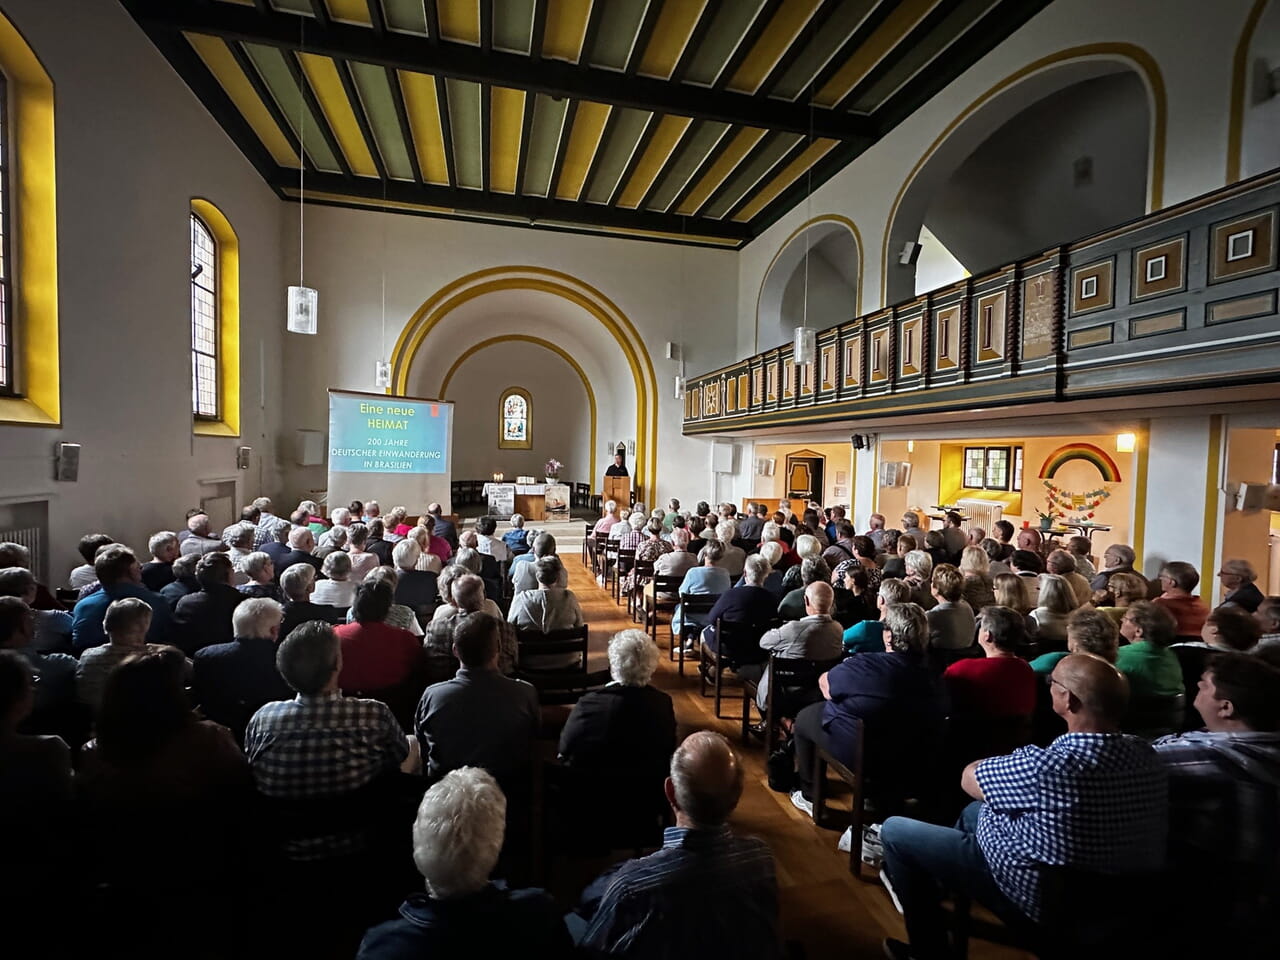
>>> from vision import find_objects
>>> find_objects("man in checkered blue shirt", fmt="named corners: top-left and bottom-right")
top-left (245, 619), bottom-right (419, 859)
top-left (880, 654), bottom-right (1167, 960)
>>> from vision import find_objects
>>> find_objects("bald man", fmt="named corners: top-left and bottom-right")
top-left (879, 653), bottom-right (1168, 960)
top-left (743, 582), bottom-right (843, 712)
top-left (572, 732), bottom-right (780, 958)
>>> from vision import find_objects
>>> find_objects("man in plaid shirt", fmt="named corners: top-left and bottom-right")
top-left (245, 619), bottom-right (419, 859)
top-left (880, 654), bottom-right (1167, 960)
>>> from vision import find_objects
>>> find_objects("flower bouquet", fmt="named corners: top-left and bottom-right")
top-left (544, 458), bottom-right (563, 483)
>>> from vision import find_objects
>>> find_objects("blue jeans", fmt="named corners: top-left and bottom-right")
top-left (880, 802), bottom-right (1027, 959)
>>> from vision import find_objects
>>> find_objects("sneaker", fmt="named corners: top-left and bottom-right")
top-left (789, 790), bottom-right (814, 818)
top-left (837, 826), bottom-right (853, 852)
top-left (862, 822), bottom-right (885, 870)
top-left (879, 867), bottom-right (904, 915)
top-left (881, 938), bottom-right (913, 960)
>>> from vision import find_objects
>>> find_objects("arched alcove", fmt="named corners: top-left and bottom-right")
top-left (1235, 0), bottom-right (1279, 180)
top-left (757, 217), bottom-right (862, 352)
top-left (882, 45), bottom-right (1166, 306)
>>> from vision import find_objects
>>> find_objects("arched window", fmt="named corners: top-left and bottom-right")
top-left (190, 213), bottom-right (218, 419)
top-left (499, 386), bottom-right (531, 449)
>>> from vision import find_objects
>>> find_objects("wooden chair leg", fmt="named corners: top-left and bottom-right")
top-left (849, 772), bottom-right (864, 880)
top-left (713, 648), bottom-right (724, 717)
top-left (741, 687), bottom-right (752, 745)
top-left (813, 751), bottom-right (828, 820)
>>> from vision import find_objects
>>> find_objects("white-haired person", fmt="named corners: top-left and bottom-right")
top-left (140, 531), bottom-right (180, 593)
top-left (959, 545), bottom-right (996, 613)
top-left (593, 499), bottom-right (622, 536)
top-left (237, 552), bottom-right (281, 601)
top-left (781, 534), bottom-right (822, 593)
top-left (222, 523), bottom-right (255, 586)
top-left (311, 550), bottom-right (355, 609)
top-left (180, 514), bottom-right (227, 558)
top-left (298, 500), bottom-right (329, 537)
top-left (392, 539), bottom-right (438, 618)
top-left (314, 524), bottom-right (348, 560)
top-left (902, 549), bottom-right (935, 609)
top-left (712, 520), bottom-right (745, 580)
top-left (386, 506), bottom-right (412, 541)
top-left (1217, 557), bottom-right (1264, 614)
top-left (357, 767), bottom-right (570, 957)
top-left (279, 563), bottom-right (345, 638)
top-left (251, 497), bottom-right (280, 548)
top-left (502, 513), bottom-right (531, 556)
top-left (670, 540), bottom-right (732, 649)
top-left (1031, 574), bottom-right (1077, 652)
top-left (193, 597), bottom-right (291, 739)
top-left (410, 523), bottom-right (449, 572)
top-left (507, 556), bottom-right (584, 671)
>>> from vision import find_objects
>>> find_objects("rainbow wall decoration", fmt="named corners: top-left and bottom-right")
top-left (1038, 442), bottom-right (1122, 483)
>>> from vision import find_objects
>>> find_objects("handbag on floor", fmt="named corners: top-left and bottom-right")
top-left (766, 739), bottom-right (795, 793)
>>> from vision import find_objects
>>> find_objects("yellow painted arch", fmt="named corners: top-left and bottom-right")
top-left (1227, 0), bottom-right (1270, 183)
top-left (389, 266), bottom-right (657, 499)
top-left (879, 43), bottom-right (1168, 306)
top-left (438, 335), bottom-right (598, 482)
top-left (755, 214), bottom-right (865, 353)
top-left (190, 198), bottom-right (241, 437)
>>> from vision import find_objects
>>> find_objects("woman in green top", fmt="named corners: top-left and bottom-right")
top-left (1030, 607), bottom-right (1119, 675)
top-left (1115, 601), bottom-right (1183, 698)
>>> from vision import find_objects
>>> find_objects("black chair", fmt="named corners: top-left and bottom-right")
top-left (811, 723), bottom-right (869, 878)
top-left (628, 557), bottom-right (654, 621)
top-left (741, 652), bottom-right (839, 755)
top-left (581, 522), bottom-right (594, 567)
top-left (644, 573), bottom-right (685, 646)
top-left (587, 530), bottom-right (609, 574)
top-left (1173, 644), bottom-right (1212, 728)
top-left (700, 617), bottom-right (766, 719)
top-left (675, 593), bottom-right (717, 675)
top-left (515, 624), bottom-right (589, 674)
top-left (1123, 691), bottom-right (1186, 739)
top-left (573, 482), bottom-right (589, 509)
top-left (613, 547), bottom-right (636, 603)
top-left (517, 667), bottom-right (612, 706)
top-left (542, 762), bottom-right (668, 860)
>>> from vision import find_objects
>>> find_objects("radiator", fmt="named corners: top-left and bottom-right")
top-left (0, 525), bottom-right (42, 580)
top-left (956, 498), bottom-right (1004, 533)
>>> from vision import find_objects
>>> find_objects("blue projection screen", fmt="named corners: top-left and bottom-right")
top-left (327, 390), bottom-right (454, 513)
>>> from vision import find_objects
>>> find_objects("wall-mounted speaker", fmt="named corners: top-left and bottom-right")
top-left (898, 241), bottom-right (922, 266)
top-left (236, 446), bottom-right (252, 470)
top-left (54, 442), bottom-right (80, 482)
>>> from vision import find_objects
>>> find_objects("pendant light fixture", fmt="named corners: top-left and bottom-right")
top-left (287, 17), bottom-right (317, 335)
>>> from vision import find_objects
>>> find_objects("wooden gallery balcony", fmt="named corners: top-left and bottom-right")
top-left (683, 170), bottom-right (1280, 435)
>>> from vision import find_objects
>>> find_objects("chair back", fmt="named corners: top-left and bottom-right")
top-left (652, 573), bottom-right (686, 596)
top-left (515, 624), bottom-right (589, 673)
top-left (713, 617), bottom-right (769, 667)
top-left (518, 667), bottom-right (612, 706)
top-left (768, 653), bottom-right (841, 717)
top-left (1124, 691), bottom-right (1187, 739)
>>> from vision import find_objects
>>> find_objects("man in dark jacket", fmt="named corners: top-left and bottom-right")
top-left (172, 553), bottom-right (245, 656)
top-left (700, 554), bottom-right (782, 666)
top-left (365, 519), bottom-right (395, 566)
top-left (273, 526), bottom-right (324, 582)
top-left (193, 597), bottom-right (292, 742)
top-left (427, 503), bottom-right (459, 552)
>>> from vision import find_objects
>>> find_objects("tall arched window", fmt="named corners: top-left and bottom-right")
top-left (499, 386), bottom-right (531, 449)
top-left (190, 213), bottom-right (218, 419)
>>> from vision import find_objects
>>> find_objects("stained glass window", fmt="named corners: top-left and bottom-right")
top-left (0, 73), bottom-right (12, 395)
top-left (191, 213), bottom-right (218, 418)
top-left (498, 387), bottom-right (531, 449)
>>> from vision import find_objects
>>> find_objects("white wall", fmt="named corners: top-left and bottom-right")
top-left (1241, 0), bottom-right (1280, 180)
top-left (0, 0), bottom-right (284, 581)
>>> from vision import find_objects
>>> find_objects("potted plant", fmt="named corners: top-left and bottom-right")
top-left (544, 458), bottom-right (563, 484)
top-left (1035, 501), bottom-right (1057, 531)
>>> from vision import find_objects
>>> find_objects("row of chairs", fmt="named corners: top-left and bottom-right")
top-left (451, 480), bottom-right (601, 512)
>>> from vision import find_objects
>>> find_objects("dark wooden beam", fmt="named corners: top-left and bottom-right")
top-left (434, 74), bottom-right (457, 187)
top-left (386, 65), bottom-right (424, 184)
top-left (548, 98), bottom-right (578, 200)
top-left (711, 0), bottom-right (782, 92)
top-left (281, 49), bottom-right (354, 178)
top-left (755, 0), bottom-right (842, 99)
top-left (269, 168), bottom-right (754, 240)
top-left (607, 110), bottom-right (660, 207)
top-left (224, 40), bottom-right (312, 170)
top-left (424, 0), bottom-right (439, 43)
top-left (635, 117), bottom-right (700, 211)
top-left (334, 58), bottom-right (390, 179)
top-left (579, 0), bottom-right (604, 69)
top-left (802, 0), bottom-right (898, 106)
top-left (696, 129), bottom-right (784, 218)
top-left (665, 123), bottom-right (735, 215)
top-left (365, 0), bottom-right (386, 37)
top-left (479, 0), bottom-right (492, 54)
top-left (671, 0), bottom-right (720, 84)
top-left (123, 0), bottom-right (873, 141)
top-left (307, 0), bottom-right (330, 29)
top-left (529, 0), bottom-right (546, 61)
top-left (514, 88), bottom-right (536, 194)
top-left (624, 0), bottom-right (664, 78)
top-left (723, 135), bottom-right (811, 221)
top-left (579, 104), bottom-right (621, 203)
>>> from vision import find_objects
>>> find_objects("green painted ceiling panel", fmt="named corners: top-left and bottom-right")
top-left (242, 43), bottom-right (341, 173)
top-left (445, 78), bottom-right (484, 190)
top-left (702, 132), bottom-right (801, 219)
top-left (645, 120), bottom-right (730, 212)
top-left (493, 0), bottom-right (535, 53)
top-left (680, 0), bottom-right (766, 87)
top-left (849, 0), bottom-right (996, 113)
top-left (589, 0), bottom-right (650, 71)
top-left (348, 61), bottom-right (415, 180)
top-left (772, 0), bottom-right (879, 101)
top-left (522, 94), bottom-right (568, 198)
top-left (583, 107), bottom-right (653, 204)
top-left (382, 0), bottom-right (429, 34)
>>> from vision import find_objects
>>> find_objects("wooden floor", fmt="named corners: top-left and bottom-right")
top-left (560, 536), bottom-right (1031, 960)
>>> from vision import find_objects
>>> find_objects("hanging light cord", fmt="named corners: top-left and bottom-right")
top-left (298, 15), bottom-right (305, 289)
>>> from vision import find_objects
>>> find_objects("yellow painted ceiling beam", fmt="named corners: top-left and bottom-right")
top-left (437, 0), bottom-right (482, 44)
top-left (555, 100), bottom-right (612, 201)
top-left (675, 126), bottom-right (767, 215)
top-left (184, 32), bottom-right (300, 167)
top-left (732, 137), bottom-right (837, 221)
top-left (324, 0), bottom-right (372, 26)
top-left (615, 113), bottom-right (692, 209)
top-left (544, 0), bottom-right (593, 63)
top-left (297, 53), bottom-right (379, 177)
top-left (490, 86), bottom-right (526, 194)
top-left (727, 0), bottom-right (821, 94)
top-left (637, 0), bottom-right (708, 79)
top-left (815, 0), bottom-right (938, 107)
top-left (398, 71), bottom-right (451, 184)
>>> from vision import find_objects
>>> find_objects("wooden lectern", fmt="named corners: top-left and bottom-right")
top-left (602, 476), bottom-right (630, 515)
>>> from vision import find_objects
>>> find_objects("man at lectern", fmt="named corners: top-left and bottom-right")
top-left (605, 452), bottom-right (629, 478)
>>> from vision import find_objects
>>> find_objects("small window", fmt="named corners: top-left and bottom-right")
top-left (1013, 447), bottom-right (1024, 492)
top-left (499, 386), bottom-right (531, 449)
top-left (190, 213), bottom-right (218, 419)
top-left (963, 445), bottom-right (1020, 492)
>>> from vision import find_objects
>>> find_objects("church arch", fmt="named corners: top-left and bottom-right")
top-left (756, 215), bottom-right (863, 353)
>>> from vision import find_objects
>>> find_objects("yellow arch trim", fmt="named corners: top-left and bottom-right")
top-left (190, 198), bottom-right (241, 437)
top-left (879, 43), bottom-right (1168, 306)
top-left (755, 214), bottom-right (865, 353)
top-left (1227, 0), bottom-right (1270, 183)
top-left (390, 267), bottom-right (656, 499)
top-left (439, 336), bottom-right (597, 482)
top-left (0, 11), bottom-right (59, 425)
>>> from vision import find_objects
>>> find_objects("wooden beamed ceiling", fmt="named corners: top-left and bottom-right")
top-left (123, 0), bottom-right (1053, 247)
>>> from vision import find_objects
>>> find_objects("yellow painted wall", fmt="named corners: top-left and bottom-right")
top-left (752, 442), bottom-right (855, 509)
top-left (1222, 427), bottom-right (1275, 592)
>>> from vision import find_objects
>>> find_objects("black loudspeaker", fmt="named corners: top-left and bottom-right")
top-left (54, 442), bottom-right (80, 482)
top-left (898, 241), bottom-right (923, 266)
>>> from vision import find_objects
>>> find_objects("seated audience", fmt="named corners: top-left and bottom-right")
top-left (252, 497), bottom-right (282, 547)
top-left (427, 572), bottom-right (514, 676)
top-left (160, 553), bottom-right (200, 610)
top-left (0, 567), bottom-right (73, 653)
top-left (981, 538), bottom-right (1011, 579)
top-left (669, 513), bottom-right (691, 551)
top-left (278, 562), bottom-right (345, 637)
top-left (237, 551), bottom-right (281, 600)
top-left (426, 503), bottom-right (459, 552)
top-left (836, 564), bottom-right (878, 628)
top-left (301, 500), bottom-right (331, 537)
top-left (180, 514), bottom-right (227, 557)
top-left (958, 546), bottom-right (996, 612)
top-left (172, 553), bottom-right (245, 656)
top-left (502, 513), bottom-right (531, 557)
top-left (737, 503), bottom-right (765, 542)
top-left (926, 565), bottom-right (976, 655)
top-left (777, 556), bottom-right (832, 622)
top-left (1116, 601), bottom-right (1183, 698)
top-left (621, 518), bottom-right (674, 595)
top-left (1153, 560), bottom-right (1209, 636)
top-left (745, 582), bottom-right (843, 710)
top-left (1258, 596), bottom-right (1280, 647)
top-left (1015, 527), bottom-right (1043, 553)
top-left (383, 506), bottom-right (409, 541)
top-left (942, 511), bottom-right (967, 561)
top-left (77, 597), bottom-right (188, 714)
top-left (69, 533), bottom-right (114, 589)
top-left (508, 556), bottom-right (585, 634)
top-left (1217, 558), bottom-right (1264, 613)
top-left (593, 499), bottom-right (622, 535)
top-left (992, 520), bottom-right (1016, 560)
top-left (359, 566), bottom-right (426, 638)
top-left (458, 534), bottom-right (503, 599)
top-left (866, 512), bottom-right (887, 550)
top-left (194, 598), bottom-right (292, 738)
top-left (831, 536), bottom-right (882, 595)
top-left (1151, 652), bottom-right (1280, 950)
top-left (141, 531), bottom-right (180, 592)
top-left (1064, 536), bottom-right (1097, 581)
top-left (411, 522), bottom-right (449, 570)
top-left (311, 550), bottom-right (355, 608)
top-left (1095, 569), bottom-right (1148, 621)
top-left (705, 555), bottom-right (779, 649)
top-left (794, 603), bottom-right (942, 812)
top-left (714, 520), bottom-right (746, 579)
top-left (1009, 548), bottom-right (1044, 578)
top-left (843, 578), bottom-right (913, 655)
top-left (671, 540), bottom-right (731, 645)
top-left (0, 543), bottom-right (60, 613)
top-left (1030, 574), bottom-right (1075, 652)
top-left (821, 520), bottom-right (857, 570)
top-left (432, 566), bottom-right (504, 624)
top-left (902, 549), bottom-right (934, 609)
top-left (315, 522), bottom-right (348, 560)
top-left (365, 520), bottom-right (394, 566)
top-left (72, 545), bottom-right (172, 651)
top-left (571, 731), bottom-right (779, 958)
top-left (943, 606), bottom-right (1035, 721)
top-left (880, 653), bottom-right (1167, 960)
top-left (335, 580), bottom-right (423, 693)
top-left (223, 523), bottom-right (255, 585)
top-left (1194, 604), bottom-right (1264, 652)
top-left (245, 620), bottom-right (418, 859)
top-left (260, 520), bottom-right (294, 573)
top-left (1031, 607), bottom-right (1118, 675)
top-left (993, 572), bottom-right (1037, 638)
top-left (274, 526), bottom-right (323, 578)
top-left (357, 767), bottom-right (570, 959)
top-left (1089, 543), bottom-right (1146, 594)
top-left (473, 516), bottom-right (511, 564)
top-left (392, 539), bottom-right (437, 617)
top-left (512, 533), bottom-right (567, 593)
top-left (882, 534), bottom-right (913, 580)
top-left (346, 523), bottom-right (381, 582)
top-left (415, 612), bottom-right (538, 794)
top-left (0, 596), bottom-right (76, 720)
top-left (1044, 550), bottom-right (1091, 608)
